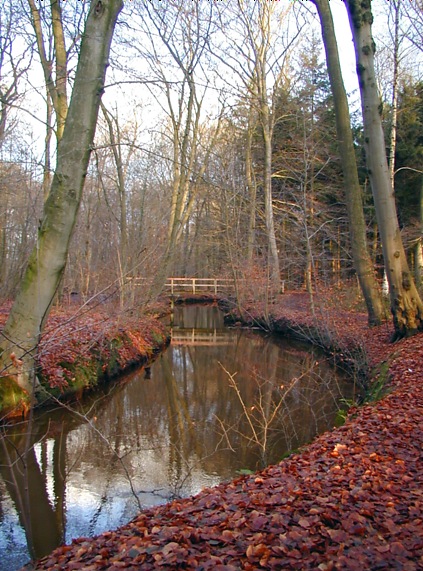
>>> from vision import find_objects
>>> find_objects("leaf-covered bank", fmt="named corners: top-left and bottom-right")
top-left (24, 292), bottom-right (423, 570)
top-left (0, 304), bottom-right (170, 420)
top-left (219, 293), bottom-right (381, 394)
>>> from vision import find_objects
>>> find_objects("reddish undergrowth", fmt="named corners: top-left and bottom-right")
top-left (22, 293), bottom-right (423, 570)
top-left (0, 302), bottom-right (170, 409)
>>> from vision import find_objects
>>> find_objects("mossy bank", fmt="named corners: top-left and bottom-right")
top-left (0, 310), bottom-right (170, 421)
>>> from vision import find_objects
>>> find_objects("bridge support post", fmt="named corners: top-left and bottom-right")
top-left (170, 296), bottom-right (174, 326)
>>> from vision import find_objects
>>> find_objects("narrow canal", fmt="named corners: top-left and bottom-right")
top-left (0, 304), bottom-right (355, 570)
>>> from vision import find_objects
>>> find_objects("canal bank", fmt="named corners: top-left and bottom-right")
top-left (14, 293), bottom-right (423, 570)
top-left (218, 293), bottom-right (376, 396)
top-left (0, 305), bottom-right (170, 421)
top-left (2, 302), bottom-right (355, 569)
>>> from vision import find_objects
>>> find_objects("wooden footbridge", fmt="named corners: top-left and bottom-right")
top-left (164, 277), bottom-right (235, 296)
top-left (125, 276), bottom-right (235, 298)
top-left (127, 276), bottom-right (284, 298)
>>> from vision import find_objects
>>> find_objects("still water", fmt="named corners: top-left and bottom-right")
top-left (0, 304), bottom-right (354, 570)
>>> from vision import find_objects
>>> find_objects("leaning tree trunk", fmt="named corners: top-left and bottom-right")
top-left (345, 0), bottom-right (423, 338)
top-left (0, 0), bottom-right (123, 395)
top-left (313, 0), bottom-right (384, 326)
top-left (28, 0), bottom-right (68, 143)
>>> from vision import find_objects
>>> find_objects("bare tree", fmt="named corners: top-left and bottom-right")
top-left (345, 0), bottom-right (423, 337)
top-left (312, 0), bottom-right (384, 325)
top-left (0, 0), bottom-right (30, 146)
top-left (0, 0), bottom-right (123, 395)
top-left (214, 0), bottom-right (303, 293)
top-left (127, 0), bottom-right (223, 289)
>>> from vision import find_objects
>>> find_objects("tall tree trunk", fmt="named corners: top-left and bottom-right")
top-left (346, 0), bottom-right (423, 337)
top-left (43, 91), bottom-right (53, 202)
top-left (246, 106), bottom-right (257, 264)
top-left (416, 181), bottom-right (423, 291)
top-left (388, 0), bottom-right (401, 191)
top-left (99, 102), bottom-right (135, 304)
top-left (28, 0), bottom-right (68, 142)
top-left (0, 192), bottom-right (8, 291)
top-left (262, 114), bottom-right (281, 293)
top-left (313, 0), bottom-right (384, 326)
top-left (0, 0), bottom-right (123, 394)
top-left (257, 50), bottom-right (281, 294)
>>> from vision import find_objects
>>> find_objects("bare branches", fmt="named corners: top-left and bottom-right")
top-left (216, 357), bottom-right (344, 468)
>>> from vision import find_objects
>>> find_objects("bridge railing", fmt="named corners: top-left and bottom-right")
top-left (126, 276), bottom-right (284, 297)
top-left (164, 277), bottom-right (234, 295)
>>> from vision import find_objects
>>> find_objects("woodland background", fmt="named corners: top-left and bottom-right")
top-left (0, 0), bottom-right (421, 302)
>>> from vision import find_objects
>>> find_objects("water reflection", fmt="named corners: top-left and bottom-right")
top-left (0, 304), bottom-right (354, 570)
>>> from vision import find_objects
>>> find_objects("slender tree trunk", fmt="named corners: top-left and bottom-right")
top-left (83, 202), bottom-right (93, 298)
top-left (302, 86), bottom-right (315, 309)
top-left (43, 91), bottom-right (53, 202)
top-left (346, 0), bottom-right (423, 337)
top-left (313, 0), bottom-right (384, 325)
top-left (246, 107), bottom-right (257, 264)
top-left (100, 103), bottom-right (129, 266)
top-left (28, 0), bottom-right (68, 142)
top-left (0, 0), bottom-right (123, 394)
top-left (262, 115), bottom-right (281, 293)
top-left (388, 0), bottom-right (401, 191)
top-left (0, 193), bottom-right (8, 290)
top-left (257, 57), bottom-right (280, 294)
top-left (416, 181), bottom-right (423, 291)
top-left (50, 0), bottom-right (68, 140)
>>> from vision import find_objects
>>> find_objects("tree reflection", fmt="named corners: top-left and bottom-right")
top-left (0, 419), bottom-right (68, 560)
top-left (0, 305), bottom-right (354, 569)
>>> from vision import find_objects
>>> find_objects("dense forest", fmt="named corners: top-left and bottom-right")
top-left (0, 0), bottom-right (422, 398)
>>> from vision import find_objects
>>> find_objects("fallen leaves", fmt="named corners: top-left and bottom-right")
top-left (18, 294), bottom-right (423, 570)
top-left (36, 308), bottom-right (169, 394)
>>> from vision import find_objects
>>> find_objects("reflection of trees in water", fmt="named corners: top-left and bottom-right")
top-left (160, 352), bottom-right (197, 497)
top-left (148, 329), bottom-right (353, 475)
top-left (213, 333), bottom-right (353, 469)
top-left (0, 309), bottom-right (353, 568)
top-left (0, 420), bottom-right (67, 561)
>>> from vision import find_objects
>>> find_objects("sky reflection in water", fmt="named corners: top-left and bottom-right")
top-left (0, 304), bottom-right (354, 570)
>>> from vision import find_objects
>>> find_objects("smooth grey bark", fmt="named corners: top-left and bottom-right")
top-left (261, 99), bottom-right (281, 293)
top-left (346, 0), bottom-right (423, 337)
top-left (0, 0), bottom-right (123, 393)
top-left (313, 0), bottom-right (384, 325)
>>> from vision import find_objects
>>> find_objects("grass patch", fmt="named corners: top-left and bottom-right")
top-left (365, 360), bottom-right (391, 403)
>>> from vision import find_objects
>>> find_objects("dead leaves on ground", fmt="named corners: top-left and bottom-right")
top-left (23, 295), bottom-right (423, 570)
top-left (40, 309), bottom-right (169, 391)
